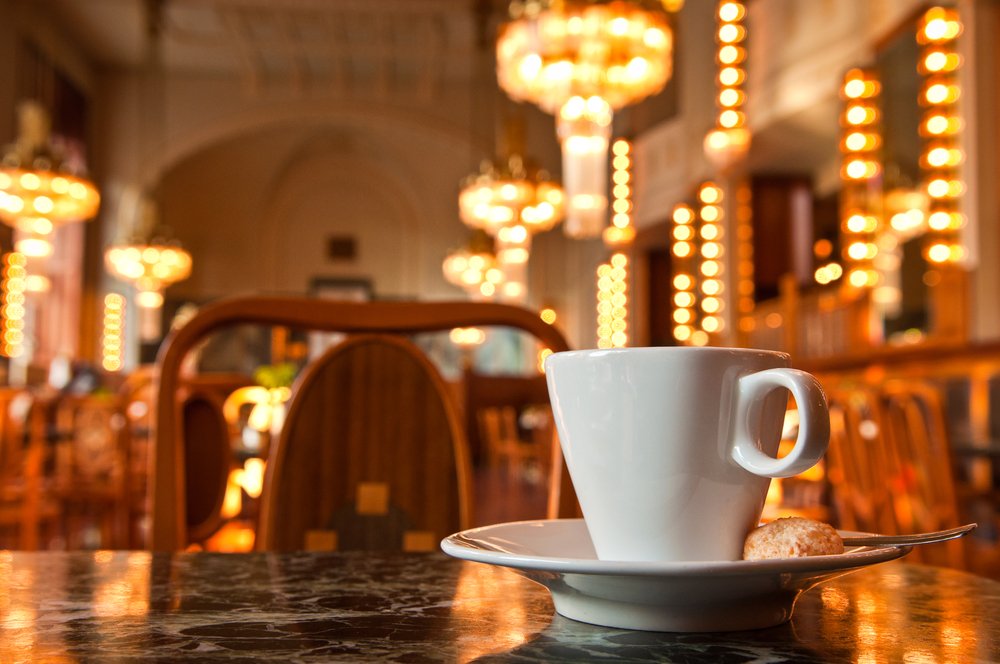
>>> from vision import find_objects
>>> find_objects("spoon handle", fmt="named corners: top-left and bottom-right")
top-left (841, 523), bottom-right (977, 547)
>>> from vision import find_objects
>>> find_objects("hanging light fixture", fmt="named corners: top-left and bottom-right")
top-left (442, 230), bottom-right (505, 300)
top-left (105, 236), bottom-right (192, 310)
top-left (458, 154), bottom-right (565, 236)
top-left (496, 0), bottom-right (676, 238)
top-left (104, 0), bottom-right (191, 342)
top-left (458, 97), bottom-right (567, 303)
top-left (458, 153), bottom-right (564, 303)
top-left (105, 193), bottom-right (192, 343)
top-left (0, 101), bottom-right (100, 236)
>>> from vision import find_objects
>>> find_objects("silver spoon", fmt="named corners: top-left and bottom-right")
top-left (841, 523), bottom-right (977, 548)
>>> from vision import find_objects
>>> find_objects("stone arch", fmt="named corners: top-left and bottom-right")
top-left (151, 101), bottom-right (489, 187)
top-left (257, 133), bottom-right (424, 294)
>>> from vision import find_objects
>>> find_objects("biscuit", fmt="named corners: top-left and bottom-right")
top-left (743, 517), bottom-right (844, 560)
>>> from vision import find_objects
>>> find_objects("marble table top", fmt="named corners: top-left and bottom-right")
top-left (1, 550), bottom-right (999, 662)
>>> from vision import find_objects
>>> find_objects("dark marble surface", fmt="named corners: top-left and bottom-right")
top-left (0, 550), bottom-right (998, 662)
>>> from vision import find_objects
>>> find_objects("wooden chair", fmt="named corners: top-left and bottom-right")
top-left (825, 385), bottom-right (895, 533)
top-left (878, 380), bottom-right (965, 568)
top-left (825, 380), bottom-right (966, 568)
top-left (50, 393), bottom-right (132, 549)
top-left (0, 388), bottom-right (60, 549)
top-left (257, 335), bottom-right (469, 551)
top-left (178, 383), bottom-right (234, 545)
top-left (151, 295), bottom-right (572, 550)
top-left (477, 405), bottom-right (550, 481)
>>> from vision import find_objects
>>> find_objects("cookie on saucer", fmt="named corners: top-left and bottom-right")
top-left (743, 517), bottom-right (844, 560)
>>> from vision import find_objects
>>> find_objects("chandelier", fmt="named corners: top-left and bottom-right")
top-left (0, 101), bottom-right (101, 253)
top-left (458, 155), bottom-right (564, 235)
top-left (105, 239), bottom-right (192, 309)
top-left (496, 0), bottom-right (675, 237)
top-left (458, 154), bottom-right (564, 302)
top-left (441, 230), bottom-right (505, 300)
top-left (105, 194), bottom-right (192, 309)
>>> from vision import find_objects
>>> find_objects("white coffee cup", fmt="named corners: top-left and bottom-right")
top-left (545, 347), bottom-right (829, 562)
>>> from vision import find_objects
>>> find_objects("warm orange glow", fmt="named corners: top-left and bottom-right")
top-left (596, 253), bottom-right (628, 348)
top-left (918, 6), bottom-right (965, 265)
top-left (497, 2), bottom-right (674, 239)
top-left (449, 327), bottom-right (487, 347)
top-left (705, 1), bottom-right (749, 167)
top-left (102, 293), bottom-right (126, 372)
top-left (221, 470), bottom-right (244, 519)
top-left (0, 253), bottom-right (27, 358)
top-left (839, 67), bottom-right (882, 289)
top-left (459, 156), bottom-right (564, 236)
top-left (106, 242), bottom-right (192, 309)
top-left (0, 157), bottom-right (99, 230)
top-left (537, 347), bottom-right (552, 373)
top-left (241, 458), bottom-right (266, 499)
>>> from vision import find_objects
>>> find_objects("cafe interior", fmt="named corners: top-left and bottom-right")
top-left (0, 0), bottom-right (998, 581)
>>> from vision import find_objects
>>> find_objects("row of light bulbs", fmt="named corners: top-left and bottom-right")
top-left (839, 67), bottom-right (882, 290)
top-left (704, 1), bottom-right (750, 167)
top-left (671, 183), bottom-right (726, 346)
top-left (918, 7), bottom-right (965, 265)
top-left (830, 5), bottom-right (965, 293)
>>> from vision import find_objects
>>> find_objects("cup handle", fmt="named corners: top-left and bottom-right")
top-left (730, 368), bottom-right (830, 479)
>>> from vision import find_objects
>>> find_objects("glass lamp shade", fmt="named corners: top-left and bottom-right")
top-left (458, 155), bottom-right (565, 235)
top-left (558, 109), bottom-right (612, 238)
top-left (497, 1), bottom-right (675, 240)
top-left (105, 242), bottom-right (192, 308)
top-left (0, 169), bottom-right (100, 226)
top-left (442, 246), bottom-right (505, 300)
top-left (496, 0), bottom-right (674, 113)
top-left (0, 101), bottom-right (100, 231)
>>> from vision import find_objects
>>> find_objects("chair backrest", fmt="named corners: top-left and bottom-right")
top-left (152, 295), bottom-right (572, 550)
top-left (825, 385), bottom-right (893, 533)
top-left (825, 379), bottom-right (965, 568)
top-left (462, 370), bottom-right (550, 464)
top-left (257, 334), bottom-right (469, 551)
top-left (179, 384), bottom-right (232, 544)
top-left (878, 380), bottom-right (964, 567)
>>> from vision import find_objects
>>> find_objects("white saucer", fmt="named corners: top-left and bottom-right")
top-left (441, 518), bottom-right (911, 632)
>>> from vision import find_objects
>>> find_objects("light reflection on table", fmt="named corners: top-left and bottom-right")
top-left (0, 550), bottom-right (998, 662)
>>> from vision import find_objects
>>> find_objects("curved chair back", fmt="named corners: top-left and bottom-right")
top-left (179, 386), bottom-right (232, 544)
top-left (258, 335), bottom-right (469, 551)
top-left (825, 380), bottom-right (965, 568)
top-left (152, 296), bottom-right (573, 550)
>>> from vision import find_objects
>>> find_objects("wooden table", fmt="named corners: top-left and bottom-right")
top-left (1, 551), bottom-right (999, 662)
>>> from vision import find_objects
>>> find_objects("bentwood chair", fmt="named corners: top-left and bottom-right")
top-left (257, 334), bottom-right (469, 551)
top-left (825, 380), bottom-right (966, 568)
top-left (151, 295), bottom-right (572, 551)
